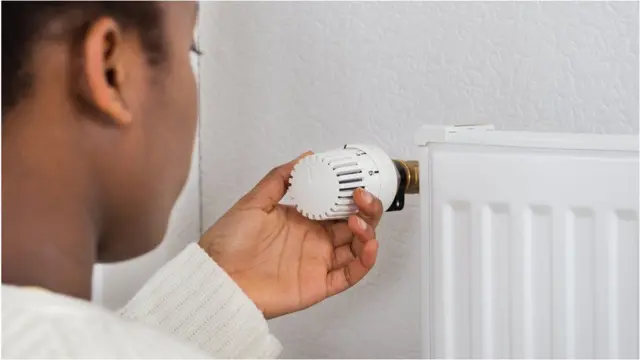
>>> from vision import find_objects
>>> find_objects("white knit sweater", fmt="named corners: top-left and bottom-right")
top-left (2, 243), bottom-right (283, 359)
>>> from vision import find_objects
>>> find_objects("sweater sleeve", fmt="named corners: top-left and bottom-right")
top-left (118, 243), bottom-right (282, 359)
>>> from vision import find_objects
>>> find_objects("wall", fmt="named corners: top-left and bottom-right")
top-left (195, 1), bottom-right (638, 358)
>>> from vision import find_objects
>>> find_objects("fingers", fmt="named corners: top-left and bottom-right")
top-left (238, 151), bottom-right (312, 212)
top-left (324, 221), bottom-right (352, 247)
top-left (354, 188), bottom-right (384, 228)
top-left (326, 210), bottom-right (380, 295)
top-left (324, 188), bottom-right (382, 247)
top-left (347, 214), bottom-right (376, 244)
top-left (325, 188), bottom-right (382, 295)
top-left (333, 214), bottom-right (374, 270)
top-left (325, 212), bottom-right (375, 248)
top-left (331, 244), bottom-right (355, 269)
top-left (326, 239), bottom-right (379, 297)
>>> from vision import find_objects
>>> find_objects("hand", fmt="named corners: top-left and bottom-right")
top-left (198, 152), bottom-right (383, 319)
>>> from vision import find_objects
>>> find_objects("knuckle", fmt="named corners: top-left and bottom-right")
top-left (344, 266), bottom-right (353, 286)
top-left (268, 166), bottom-right (282, 177)
top-left (374, 198), bottom-right (383, 213)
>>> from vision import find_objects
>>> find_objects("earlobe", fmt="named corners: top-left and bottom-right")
top-left (83, 18), bottom-right (132, 126)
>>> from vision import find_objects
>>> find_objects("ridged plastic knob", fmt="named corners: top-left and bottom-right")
top-left (288, 144), bottom-right (399, 220)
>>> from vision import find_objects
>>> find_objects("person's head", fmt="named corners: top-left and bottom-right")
top-left (2, 2), bottom-right (199, 262)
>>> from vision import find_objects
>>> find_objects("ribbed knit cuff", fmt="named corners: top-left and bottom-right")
top-left (118, 243), bottom-right (282, 359)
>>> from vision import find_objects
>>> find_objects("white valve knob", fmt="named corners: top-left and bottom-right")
top-left (288, 144), bottom-right (399, 220)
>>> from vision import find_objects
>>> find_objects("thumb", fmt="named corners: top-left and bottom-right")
top-left (238, 151), bottom-right (313, 212)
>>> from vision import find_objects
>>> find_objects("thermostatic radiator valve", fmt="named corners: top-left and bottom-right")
top-left (288, 144), bottom-right (419, 220)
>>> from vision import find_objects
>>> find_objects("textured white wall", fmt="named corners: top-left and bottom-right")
top-left (196, 2), bottom-right (639, 358)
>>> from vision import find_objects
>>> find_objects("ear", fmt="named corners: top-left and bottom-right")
top-left (82, 17), bottom-right (132, 125)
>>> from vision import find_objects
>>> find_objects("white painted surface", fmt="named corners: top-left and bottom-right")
top-left (420, 128), bottom-right (639, 358)
top-left (199, 2), bottom-right (637, 358)
top-left (415, 124), bottom-right (639, 150)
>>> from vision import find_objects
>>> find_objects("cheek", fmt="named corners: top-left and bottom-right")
top-left (146, 58), bottom-right (198, 198)
top-left (170, 57), bottom-right (199, 184)
top-left (190, 52), bottom-right (198, 79)
top-left (186, 55), bottom-right (198, 133)
top-left (181, 57), bottom-right (198, 151)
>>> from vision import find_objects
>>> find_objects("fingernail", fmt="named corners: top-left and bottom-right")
top-left (360, 189), bottom-right (373, 204)
top-left (357, 216), bottom-right (367, 230)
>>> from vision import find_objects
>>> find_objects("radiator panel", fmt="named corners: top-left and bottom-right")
top-left (421, 141), bottom-right (639, 359)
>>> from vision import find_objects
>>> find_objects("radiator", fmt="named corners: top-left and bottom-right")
top-left (417, 125), bottom-right (639, 359)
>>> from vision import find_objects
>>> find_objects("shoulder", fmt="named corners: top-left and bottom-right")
top-left (2, 285), bottom-right (208, 359)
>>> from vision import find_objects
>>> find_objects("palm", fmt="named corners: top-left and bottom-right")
top-left (199, 153), bottom-right (381, 319)
top-left (202, 203), bottom-right (372, 319)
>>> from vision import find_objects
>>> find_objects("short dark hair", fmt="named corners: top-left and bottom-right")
top-left (2, 1), bottom-right (165, 116)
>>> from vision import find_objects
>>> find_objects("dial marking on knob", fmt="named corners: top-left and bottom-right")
top-left (340, 186), bottom-right (359, 192)
top-left (336, 169), bottom-right (362, 176)
top-left (332, 161), bottom-right (358, 170)
top-left (338, 178), bottom-right (363, 185)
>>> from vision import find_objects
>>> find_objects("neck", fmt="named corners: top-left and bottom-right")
top-left (2, 110), bottom-right (99, 300)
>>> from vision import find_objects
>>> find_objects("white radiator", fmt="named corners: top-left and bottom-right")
top-left (416, 125), bottom-right (639, 359)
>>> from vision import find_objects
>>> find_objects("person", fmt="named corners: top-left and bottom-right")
top-left (1, 2), bottom-right (383, 358)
